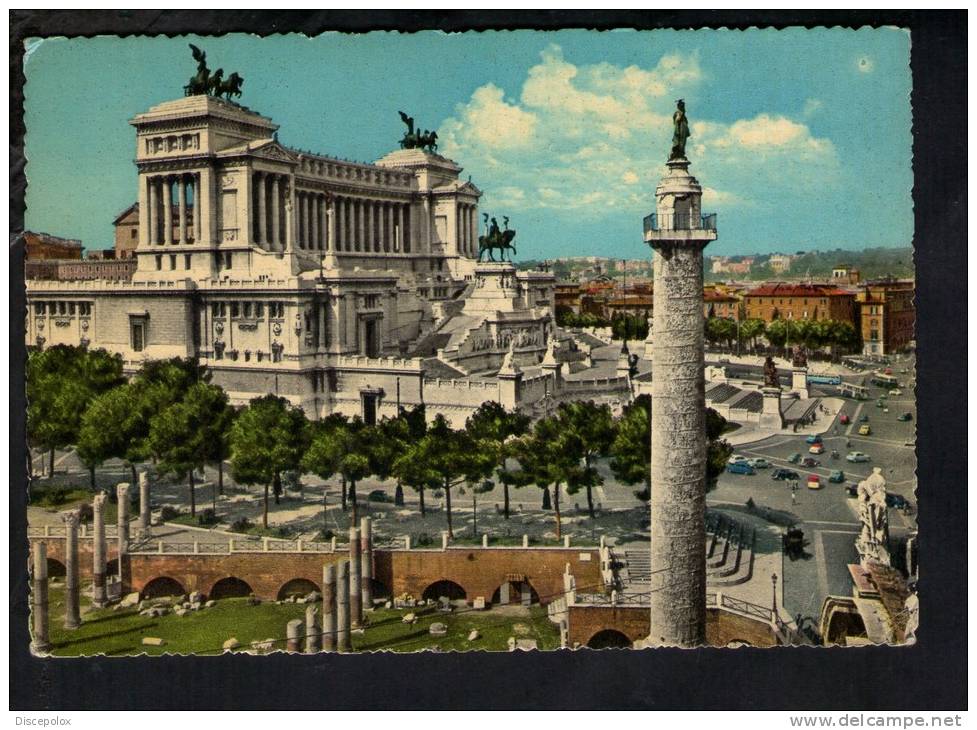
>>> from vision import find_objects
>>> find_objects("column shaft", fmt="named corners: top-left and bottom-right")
top-left (349, 527), bottom-right (362, 627)
top-left (62, 512), bottom-right (80, 630)
top-left (177, 176), bottom-right (187, 243)
top-left (322, 563), bottom-right (336, 651)
top-left (356, 199), bottom-right (365, 252)
top-left (336, 559), bottom-right (350, 652)
top-left (386, 204), bottom-right (394, 253)
top-left (312, 195), bottom-right (320, 251)
top-left (360, 517), bottom-right (373, 611)
top-left (270, 176), bottom-right (281, 249)
top-left (32, 541), bottom-right (51, 653)
top-left (116, 483), bottom-right (130, 585)
top-left (327, 198), bottom-right (336, 252)
top-left (147, 178), bottom-right (158, 245)
top-left (162, 178), bottom-right (173, 244)
top-left (305, 605), bottom-right (320, 653)
top-left (257, 173), bottom-right (267, 246)
top-left (92, 492), bottom-right (108, 607)
top-left (286, 619), bottom-right (303, 652)
top-left (397, 205), bottom-right (405, 252)
top-left (193, 174), bottom-right (202, 243)
top-left (139, 472), bottom-right (151, 536)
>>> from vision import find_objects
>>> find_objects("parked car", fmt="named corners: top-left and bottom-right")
top-left (747, 458), bottom-right (771, 469)
top-left (897, 412), bottom-right (913, 422)
top-left (876, 399), bottom-right (886, 408)
top-left (890, 389), bottom-right (902, 396)
top-left (846, 451), bottom-right (871, 463)
top-left (801, 457), bottom-right (820, 468)
top-left (727, 454), bottom-right (749, 465)
top-left (806, 474), bottom-right (822, 490)
top-left (726, 461), bottom-right (756, 475)
top-left (886, 493), bottom-right (912, 511)
top-left (788, 453), bottom-right (802, 464)
top-left (858, 424), bottom-right (872, 436)
top-left (805, 434), bottom-right (823, 445)
top-left (860, 414), bottom-right (870, 422)
top-left (828, 470), bottom-right (846, 484)
top-left (809, 444), bottom-right (825, 455)
top-left (839, 414), bottom-right (851, 425)
top-left (772, 468), bottom-right (800, 482)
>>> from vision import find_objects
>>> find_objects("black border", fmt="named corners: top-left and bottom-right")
top-left (9, 10), bottom-right (967, 711)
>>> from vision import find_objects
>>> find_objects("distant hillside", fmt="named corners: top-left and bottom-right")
top-left (706, 247), bottom-right (914, 282)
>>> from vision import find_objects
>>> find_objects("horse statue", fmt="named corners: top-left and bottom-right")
top-left (207, 68), bottom-right (224, 97)
top-left (217, 72), bottom-right (245, 100)
top-left (398, 112), bottom-right (438, 152)
top-left (477, 213), bottom-right (518, 262)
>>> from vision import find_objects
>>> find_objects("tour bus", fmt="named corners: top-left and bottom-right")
top-left (808, 373), bottom-right (842, 386)
top-left (838, 382), bottom-right (870, 400)
top-left (870, 373), bottom-right (900, 390)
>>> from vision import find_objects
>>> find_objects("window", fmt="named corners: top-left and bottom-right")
top-left (169, 254), bottom-right (176, 270)
top-left (184, 254), bottom-right (191, 269)
top-left (231, 302), bottom-right (240, 318)
top-left (155, 255), bottom-right (162, 271)
top-left (131, 320), bottom-right (146, 352)
top-left (870, 329), bottom-right (879, 341)
top-left (255, 303), bottom-right (264, 318)
top-left (34, 302), bottom-right (45, 315)
top-left (58, 302), bottom-right (66, 315)
top-left (131, 229), bottom-right (137, 240)
top-left (244, 302), bottom-right (252, 318)
top-left (224, 252), bottom-right (232, 269)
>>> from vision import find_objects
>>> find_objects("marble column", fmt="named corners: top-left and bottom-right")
top-left (163, 177), bottom-right (173, 245)
top-left (147, 177), bottom-right (158, 245)
top-left (336, 197), bottom-right (346, 251)
top-left (312, 195), bottom-right (321, 251)
top-left (386, 203), bottom-right (394, 253)
top-left (349, 526), bottom-right (362, 627)
top-left (62, 510), bottom-right (81, 630)
top-left (32, 541), bottom-right (52, 654)
top-left (305, 193), bottom-right (313, 251)
top-left (471, 206), bottom-right (478, 256)
top-left (295, 193), bottom-right (303, 249)
top-left (286, 618), bottom-right (303, 652)
top-left (360, 517), bottom-right (373, 611)
top-left (326, 199), bottom-right (336, 252)
top-left (368, 201), bottom-right (377, 252)
top-left (177, 176), bottom-right (187, 243)
top-left (305, 605), bottom-right (320, 653)
top-left (336, 559), bottom-right (350, 652)
top-left (322, 562), bottom-right (336, 651)
top-left (116, 483), bottom-right (130, 583)
top-left (270, 175), bottom-right (281, 250)
top-left (397, 204), bottom-right (405, 252)
top-left (193, 174), bottom-right (202, 243)
top-left (257, 173), bottom-right (267, 247)
top-left (356, 199), bottom-right (365, 252)
top-left (92, 491), bottom-right (108, 608)
top-left (138, 471), bottom-right (151, 538)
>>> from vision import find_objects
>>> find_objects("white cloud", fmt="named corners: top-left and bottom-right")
top-left (438, 44), bottom-right (837, 221)
top-left (803, 98), bottom-right (823, 117)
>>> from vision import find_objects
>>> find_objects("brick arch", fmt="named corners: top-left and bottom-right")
top-left (369, 577), bottom-right (391, 600)
top-left (490, 578), bottom-right (539, 606)
top-left (586, 628), bottom-right (633, 649)
top-left (277, 578), bottom-right (320, 600)
top-left (421, 579), bottom-right (466, 602)
top-left (210, 576), bottom-right (254, 600)
top-left (141, 576), bottom-right (186, 599)
top-left (47, 557), bottom-right (66, 578)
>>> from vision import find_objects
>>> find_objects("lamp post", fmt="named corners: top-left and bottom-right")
top-left (771, 572), bottom-right (779, 614)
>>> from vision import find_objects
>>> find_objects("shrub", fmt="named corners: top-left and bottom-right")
top-left (197, 508), bottom-right (218, 526)
top-left (230, 517), bottom-right (254, 533)
top-left (314, 528), bottom-right (335, 542)
top-left (367, 489), bottom-right (389, 503)
top-left (159, 506), bottom-right (182, 521)
top-left (413, 532), bottom-right (434, 547)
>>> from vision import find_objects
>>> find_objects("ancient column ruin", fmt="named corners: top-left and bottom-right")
top-left (32, 541), bottom-right (52, 653)
top-left (92, 491), bottom-right (108, 608)
top-left (305, 605), bottom-right (320, 653)
top-left (138, 471), bottom-right (151, 538)
top-left (322, 562), bottom-right (336, 652)
top-left (643, 142), bottom-right (717, 647)
top-left (286, 618), bottom-right (303, 652)
top-left (349, 527), bottom-right (362, 627)
top-left (62, 510), bottom-right (81, 630)
top-left (116, 482), bottom-right (130, 582)
top-left (336, 559), bottom-right (350, 652)
top-left (360, 516), bottom-right (373, 611)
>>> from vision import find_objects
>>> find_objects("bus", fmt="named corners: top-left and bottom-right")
top-left (839, 382), bottom-right (870, 400)
top-left (808, 373), bottom-right (842, 386)
top-left (870, 373), bottom-right (900, 390)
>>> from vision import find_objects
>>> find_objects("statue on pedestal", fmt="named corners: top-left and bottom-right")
top-left (670, 99), bottom-right (691, 161)
top-left (763, 356), bottom-right (779, 388)
top-left (477, 213), bottom-right (518, 262)
top-left (792, 346), bottom-right (808, 369)
top-left (855, 467), bottom-right (891, 567)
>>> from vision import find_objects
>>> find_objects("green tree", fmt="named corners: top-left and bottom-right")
top-left (148, 382), bottom-right (235, 517)
top-left (465, 401), bottom-right (531, 520)
top-left (738, 318), bottom-right (766, 352)
top-left (76, 384), bottom-right (147, 490)
top-left (765, 319), bottom-right (788, 349)
top-left (302, 417), bottom-right (371, 526)
top-left (27, 345), bottom-right (124, 477)
top-left (555, 401), bottom-right (615, 519)
top-left (230, 395), bottom-right (310, 529)
top-left (511, 416), bottom-right (581, 539)
top-left (610, 395), bottom-right (652, 501)
top-left (705, 317), bottom-right (737, 349)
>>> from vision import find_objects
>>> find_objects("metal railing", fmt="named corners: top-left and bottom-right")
top-left (643, 212), bottom-right (717, 233)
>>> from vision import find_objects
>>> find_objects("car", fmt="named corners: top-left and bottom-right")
top-left (845, 483), bottom-right (859, 497)
top-left (801, 457), bottom-right (820, 468)
top-left (897, 412), bottom-right (913, 422)
top-left (885, 493), bottom-right (911, 510)
top-left (747, 458), bottom-right (771, 469)
top-left (727, 455), bottom-right (749, 465)
top-left (839, 414), bottom-right (851, 425)
top-left (846, 451), bottom-right (871, 463)
top-left (828, 470), bottom-right (846, 484)
top-left (788, 453), bottom-right (802, 464)
top-left (876, 399), bottom-right (886, 408)
top-left (890, 389), bottom-right (902, 396)
top-left (809, 444), bottom-right (825, 455)
top-left (805, 434), bottom-right (823, 445)
top-left (726, 461), bottom-right (756, 475)
top-left (858, 424), bottom-right (872, 436)
top-left (772, 469), bottom-right (800, 481)
top-left (806, 474), bottom-right (822, 490)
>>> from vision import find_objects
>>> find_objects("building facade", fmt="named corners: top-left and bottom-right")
top-left (25, 231), bottom-right (84, 260)
top-left (24, 93), bottom-right (650, 426)
top-left (743, 282), bottom-right (856, 326)
top-left (856, 278), bottom-right (915, 356)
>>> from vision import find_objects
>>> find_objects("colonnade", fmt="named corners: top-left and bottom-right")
top-left (457, 203), bottom-right (479, 257)
top-left (251, 171), bottom-right (289, 251)
top-left (146, 173), bottom-right (200, 245)
top-left (332, 195), bottom-right (411, 254)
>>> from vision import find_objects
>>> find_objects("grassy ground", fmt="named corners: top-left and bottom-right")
top-left (41, 584), bottom-right (560, 656)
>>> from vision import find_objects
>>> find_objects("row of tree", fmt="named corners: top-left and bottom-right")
top-left (556, 308), bottom-right (650, 341)
top-left (28, 345), bottom-right (734, 539)
top-left (704, 316), bottom-right (859, 354)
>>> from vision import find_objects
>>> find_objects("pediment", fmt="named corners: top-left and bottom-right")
top-left (251, 140), bottom-right (299, 163)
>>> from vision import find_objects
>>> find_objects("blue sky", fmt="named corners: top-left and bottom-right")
top-left (23, 29), bottom-right (912, 261)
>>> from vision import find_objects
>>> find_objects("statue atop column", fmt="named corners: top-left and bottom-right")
top-left (670, 99), bottom-right (691, 161)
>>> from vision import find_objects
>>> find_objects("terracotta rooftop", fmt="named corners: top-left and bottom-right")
top-left (745, 282), bottom-right (853, 297)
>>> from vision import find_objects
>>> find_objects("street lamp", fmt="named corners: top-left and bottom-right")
top-left (771, 572), bottom-right (779, 614)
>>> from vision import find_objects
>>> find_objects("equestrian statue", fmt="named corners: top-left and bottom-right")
top-left (184, 44), bottom-right (245, 101)
top-left (477, 214), bottom-right (517, 262)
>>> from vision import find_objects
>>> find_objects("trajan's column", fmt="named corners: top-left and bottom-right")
top-left (643, 100), bottom-right (717, 647)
